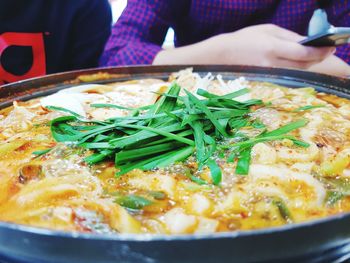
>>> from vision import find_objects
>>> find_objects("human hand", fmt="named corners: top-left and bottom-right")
top-left (308, 55), bottom-right (350, 77)
top-left (154, 24), bottom-right (335, 71)
top-left (212, 24), bottom-right (335, 69)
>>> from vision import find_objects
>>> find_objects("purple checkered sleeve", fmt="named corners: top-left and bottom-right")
top-left (99, 0), bottom-right (170, 66)
top-left (100, 0), bottom-right (350, 66)
top-left (330, 1), bottom-right (350, 64)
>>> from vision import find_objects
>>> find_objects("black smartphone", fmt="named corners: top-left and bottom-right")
top-left (300, 27), bottom-right (350, 47)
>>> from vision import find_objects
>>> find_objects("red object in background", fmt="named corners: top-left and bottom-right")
top-left (0, 32), bottom-right (46, 84)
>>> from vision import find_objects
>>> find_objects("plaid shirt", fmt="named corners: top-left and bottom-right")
top-left (100, 0), bottom-right (350, 66)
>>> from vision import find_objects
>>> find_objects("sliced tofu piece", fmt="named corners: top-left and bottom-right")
top-left (40, 93), bottom-right (86, 117)
top-left (195, 217), bottom-right (219, 234)
top-left (105, 82), bottom-right (169, 109)
top-left (127, 172), bottom-right (177, 199)
top-left (162, 208), bottom-right (198, 234)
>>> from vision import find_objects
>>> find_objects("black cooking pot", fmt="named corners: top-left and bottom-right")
top-left (1, 65), bottom-right (350, 263)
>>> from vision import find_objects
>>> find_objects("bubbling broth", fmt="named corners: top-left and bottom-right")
top-left (1, 68), bottom-right (350, 235)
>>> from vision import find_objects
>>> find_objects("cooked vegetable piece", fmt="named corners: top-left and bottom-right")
top-left (319, 150), bottom-right (350, 177)
top-left (32, 149), bottom-right (52, 156)
top-left (207, 159), bottom-right (222, 185)
top-left (318, 177), bottom-right (350, 206)
top-left (148, 191), bottom-right (167, 200)
top-left (114, 194), bottom-right (153, 210)
top-left (45, 106), bottom-right (85, 118)
top-left (272, 199), bottom-right (293, 223)
top-left (293, 105), bottom-right (325, 112)
top-left (235, 147), bottom-right (252, 175)
top-left (325, 191), bottom-right (344, 206)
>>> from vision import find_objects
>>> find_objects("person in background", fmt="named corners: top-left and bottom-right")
top-left (0, 0), bottom-right (112, 85)
top-left (100, 0), bottom-right (350, 77)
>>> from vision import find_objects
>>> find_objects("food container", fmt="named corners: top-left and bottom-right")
top-left (1, 65), bottom-right (350, 263)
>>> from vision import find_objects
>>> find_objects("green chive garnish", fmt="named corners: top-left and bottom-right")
top-left (48, 82), bottom-right (309, 185)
